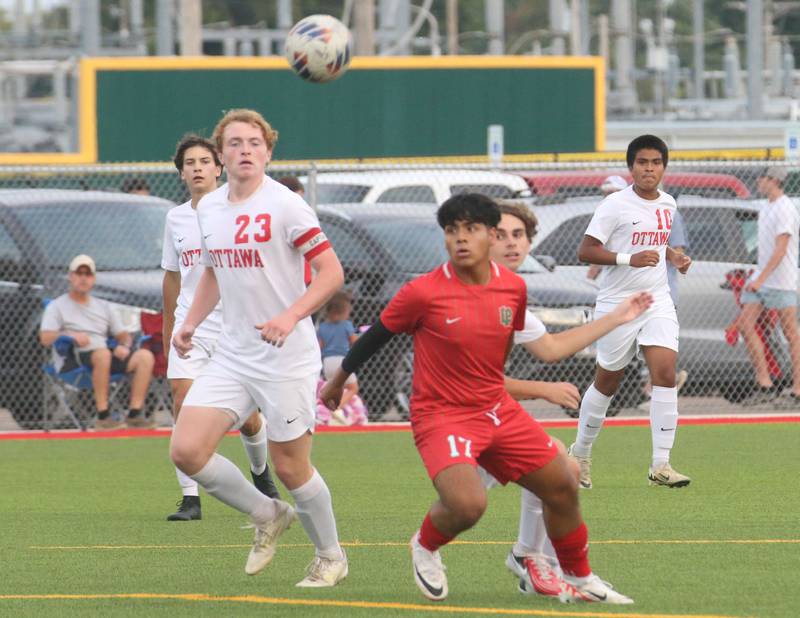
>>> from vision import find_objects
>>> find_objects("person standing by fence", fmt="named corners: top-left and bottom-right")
top-left (738, 167), bottom-right (800, 406)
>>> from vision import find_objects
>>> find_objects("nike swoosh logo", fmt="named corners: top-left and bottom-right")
top-left (176, 236), bottom-right (185, 242)
top-left (414, 565), bottom-right (443, 597)
top-left (586, 424), bottom-right (600, 429)
top-left (547, 439), bottom-right (553, 448)
top-left (445, 317), bottom-right (462, 324)
top-left (587, 590), bottom-right (607, 601)
top-left (660, 427), bottom-right (675, 432)
top-left (286, 417), bottom-right (298, 424)
top-left (632, 221), bottom-right (641, 225)
top-left (203, 233), bottom-right (213, 239)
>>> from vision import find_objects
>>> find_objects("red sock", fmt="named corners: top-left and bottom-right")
top-left (551, 522), bottom-right (591, 577)
top-left (418, 513), bottom-right (453, 552)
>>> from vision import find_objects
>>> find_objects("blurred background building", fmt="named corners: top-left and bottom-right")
top-left (0, 0), bottom-right (798, 153)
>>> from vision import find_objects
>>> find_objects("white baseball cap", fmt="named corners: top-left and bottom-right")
top-left (601, 175), bottom-right (628, 193)
top-left (69, 254), bottom-right (96, 274)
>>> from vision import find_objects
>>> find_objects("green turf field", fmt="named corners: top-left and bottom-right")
top-left (1, 423), bottom-right (797, 617)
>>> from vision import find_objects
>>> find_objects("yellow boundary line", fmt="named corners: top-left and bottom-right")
top-left (0, 593), bottom-right (745, 618)
top-left (0, 55), bottom-right (605, 165)
top-left (30, 539), bottom-right (800, 551)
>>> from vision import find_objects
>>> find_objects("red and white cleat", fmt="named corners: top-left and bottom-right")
top-left (559, 574), bottom-right (634, 605)
top-left (511, 552), bottom-right (563, 597)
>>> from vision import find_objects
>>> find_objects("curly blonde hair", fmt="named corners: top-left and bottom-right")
top-left (212, 109), bottom-right (279, 152)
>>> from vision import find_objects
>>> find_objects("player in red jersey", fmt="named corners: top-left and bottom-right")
top-left (321, 194), bottom-right (643, 604)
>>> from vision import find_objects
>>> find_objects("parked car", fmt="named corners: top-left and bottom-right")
top-left (531, 196), bottom-right (794, 402)
top-left (0, 189), bottom-right (172, 428)
top-left (317, 203), bottom-right (645, 419)
top-left (520, 170), bottom-right (752, 201)
top-left (303, 170), bottom-right (532, 205)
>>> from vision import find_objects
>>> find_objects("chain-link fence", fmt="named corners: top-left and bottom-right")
top-left (0, 159), bottom-right (798, 430)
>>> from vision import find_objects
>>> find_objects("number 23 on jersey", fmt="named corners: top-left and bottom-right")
top-left (235, 214), bottom-right (271, 244)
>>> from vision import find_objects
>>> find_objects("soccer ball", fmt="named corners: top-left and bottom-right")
top-left (284, 14), bottom-right (353, 83)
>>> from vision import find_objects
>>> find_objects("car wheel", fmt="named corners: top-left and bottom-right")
top-left (3, 337), bottom-right (46, 430)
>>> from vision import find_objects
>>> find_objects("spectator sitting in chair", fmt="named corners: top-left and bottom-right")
top-left (39, 254), bottom-right (156, 430)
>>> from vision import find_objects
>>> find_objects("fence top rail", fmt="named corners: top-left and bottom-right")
top-left (0, 159), bottom-right (794, 175)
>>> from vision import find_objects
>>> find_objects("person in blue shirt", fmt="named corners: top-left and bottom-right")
top-left (318, 290), bottom-right (359, 420)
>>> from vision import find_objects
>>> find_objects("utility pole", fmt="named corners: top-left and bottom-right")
top-left (446, 0), bottom-right (458, 55)
top-left (179, 0), bottom-right (202, 56)
top-left (156, 0), bottom-right (175, 56)
top-left (485, 0), bottom-right (504, 55)
top-left (692, 0), bottom-right (704, 101)
top-left (746, 0), bottom-right (764, 119)
top-left (353, 0), bottom-right (375, 55)
top-left (81, 0), bottom-right (100, 55)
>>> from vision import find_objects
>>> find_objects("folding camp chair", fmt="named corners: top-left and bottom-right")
top-left (41, 335), bottom-right (127, 430)
top-left (139, 310), bottom-right (173, 424)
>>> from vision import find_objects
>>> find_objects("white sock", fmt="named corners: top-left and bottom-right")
top-left (573, 383), bottom-right (612, 457)
top-left (240, 413), bottom-right (268, 475)
top-left (289, 468), bottom-right (342, 560)
top-left (513, 489), bottom-right (547, 556)
top-left (175, 466), bottom-right (199, 497)
top-left (650, 385), bottom-right (678, 467)
top-left (190, 453), bottom-right (275, 524)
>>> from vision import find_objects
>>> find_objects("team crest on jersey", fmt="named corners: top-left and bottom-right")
top-left (499, 306), bottom-right (513, 327)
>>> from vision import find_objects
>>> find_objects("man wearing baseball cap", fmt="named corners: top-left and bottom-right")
top-left (738, 166), bottom-right (800, 406)
top-left (39, 254), bottom-right (156, 429)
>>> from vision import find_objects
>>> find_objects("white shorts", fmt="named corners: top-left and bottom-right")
top-left (182, 360), bottom-right (318, 442)
top-left (595, 306), bottom-right (679, 371)
top-left (167, 336), bottom-right (216, 380)
top-left (322, 355), bottom-right (356, 385)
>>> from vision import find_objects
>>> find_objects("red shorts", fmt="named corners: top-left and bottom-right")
top-left (411, 395), bottom-right (558, 485)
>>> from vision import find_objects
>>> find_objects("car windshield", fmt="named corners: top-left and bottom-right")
top-left (362, 220), bottom-right (449, 272)
top-left (315, 183), bottom-right (371, 203)
top-left (14, 201), bottom-right (169, 270)
top-left (515, 253), bottom-right (548, 273)
top-left (363, 220), bottom-right (547, 274)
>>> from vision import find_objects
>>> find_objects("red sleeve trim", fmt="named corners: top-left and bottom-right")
top-left (293, 227), bottom-right (322, 248)
top-left (304, 240), bottom-right (331, 260)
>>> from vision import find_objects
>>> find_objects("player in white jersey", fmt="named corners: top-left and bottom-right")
top-left (170, 109), bottom-right (347, 588)
top-left (483, 202), bottom-right (652, 598)
top-left (162, 135), bottom-right (279, 522)
top-left (570, 135), bottom-right (693, 490)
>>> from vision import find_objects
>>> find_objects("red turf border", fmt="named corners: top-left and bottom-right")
top-left (1, 414), bottom-right (798, 441)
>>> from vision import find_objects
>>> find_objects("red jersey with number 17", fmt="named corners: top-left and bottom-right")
top-left (380, 261), bottom-right (527, 419)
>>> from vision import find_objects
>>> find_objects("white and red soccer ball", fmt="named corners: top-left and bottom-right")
top-left (285, 14), bottom-right (353, 83)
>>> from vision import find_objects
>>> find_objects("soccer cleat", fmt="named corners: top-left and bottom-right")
top-left (330, 408), bottom-right (349, 426)
top-left (648, 462), bottom-right (691, 488)
top-left (166, 496), bottom-right (201, 521)
top-left (567, 443), bottom-right (592, 489)
top-left (295, 550), bottom-right (348, 587)
top-left (505, 551), bottom-right (528, 579)
top-left (511, 552), bottom-right (563, 597)
top-left (94, 416), bottom-right (125, 430)
top-left (251, 466), bottom-right (281, 500)
top-left (775, 392), bottom-right (800, 409)
top-left (559, 574), bottom-right (634, 605)
top-left (740, 384), bottom-right (777, 406)
top-left (244, 499), bottom-right (295, 575)
top-left (675, 369), bottom-right (689, 393)
top-left (126, 414), bottom-right (158, 429)
top-left (410, 532), bottom-right (448, 601)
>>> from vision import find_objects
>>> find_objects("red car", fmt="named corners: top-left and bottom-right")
top-left (520, 170), bottom-right (751, 200)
